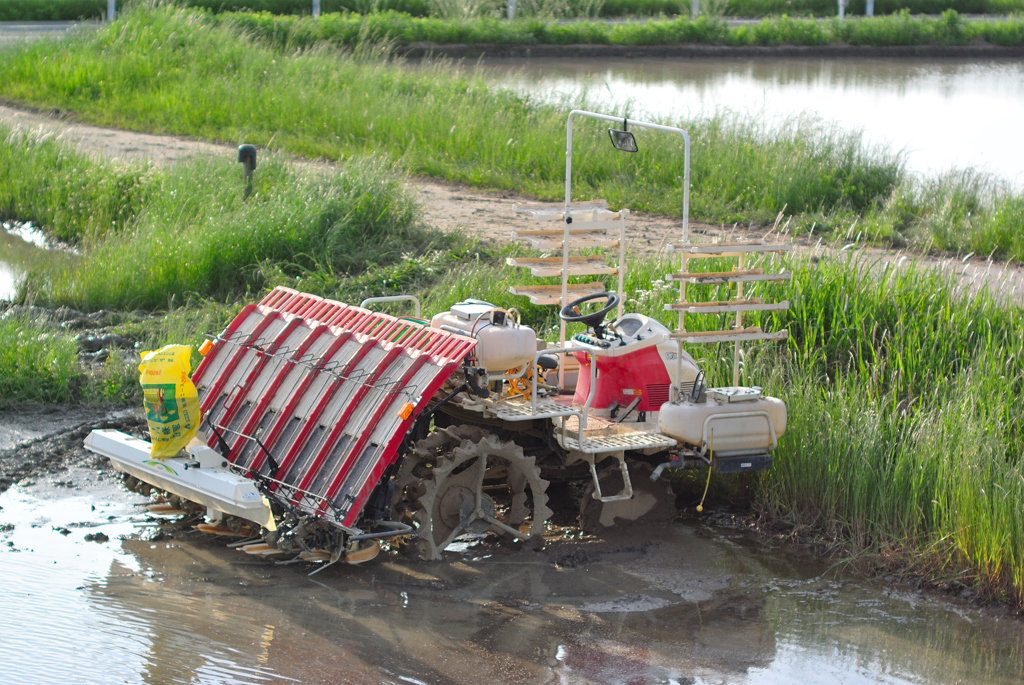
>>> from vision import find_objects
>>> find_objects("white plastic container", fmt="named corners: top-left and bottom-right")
top-left (658, 388), bottom-right (787, 457)
top-left (430, 300), bottom-right (537, 373)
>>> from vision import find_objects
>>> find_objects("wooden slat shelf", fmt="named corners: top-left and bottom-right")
top-left (509, 282), bottom-right (607, 306)
top-left (671, 327), bottom-right (790, 344)
top-left (514, 223), bottom-right (619, 237)
top-left (668, 241), bottom-right (792, 256)
top-left (506, 255), bottom-right (618, 278)
top-left (666, 269), bottom-right (792, 285)
top-left (515, 233), bottom-right (619, 251)
top-left (665, 299), bottom-right (790, 314)
top-left (668, 236), bottom-right (791, 385)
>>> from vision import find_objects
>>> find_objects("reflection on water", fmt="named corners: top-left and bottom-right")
top-left (479, 58), bottom-right (1024, 184)
top-left (2, 477), bottom-right (1023, 684)
top-left (0, 259), bottom-right (21, 301)
top-left (0, 221), bottom-right (75, 301)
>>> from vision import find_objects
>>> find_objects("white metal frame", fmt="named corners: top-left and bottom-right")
top-left (359, 295), bottom-right (422, 318)
top-left (560, 110), bottom-right (691, 371)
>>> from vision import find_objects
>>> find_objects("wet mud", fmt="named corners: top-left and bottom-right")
top-left (2, 416), bottom-right (1024, 684)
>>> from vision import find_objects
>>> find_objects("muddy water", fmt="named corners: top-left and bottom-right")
top-left (2, 468), bottom-right (1023, 684)
top-left (478, 58), bottom-right (1024, 185)
top-left (0, 221), bottom-right (74, 301)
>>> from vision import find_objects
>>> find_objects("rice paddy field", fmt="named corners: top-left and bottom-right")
top-left (2, 5), bottom-right (1023, 606)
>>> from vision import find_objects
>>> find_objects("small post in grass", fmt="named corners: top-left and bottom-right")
top-left (238, 145), bottom-right (257, 201)
top-left (866, 0), bottom-right (874, 15)
top-left (837, 0), bottom-right (847, 19)
top-left (508, 0), bottom-right (516, 20)
top-left (107, 0), bottom-right (115, 21)
top-left (691, 0), bottom-right (699, 17)
top-left (313, 0), bottom-right (321, 17)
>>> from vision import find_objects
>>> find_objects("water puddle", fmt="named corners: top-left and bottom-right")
top-left (0, 220), bottom-right (75, 301)
top-left (478, 58), bottom-right (1024, 185)
top-left (3, 466), bottom-right (1023, 684)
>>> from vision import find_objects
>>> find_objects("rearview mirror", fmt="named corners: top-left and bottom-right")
top-left (608, 129), bottom-right (638, 153)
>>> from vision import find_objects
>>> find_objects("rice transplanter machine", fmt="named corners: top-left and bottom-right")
top-left (85, 111), bottom-right (791, 565)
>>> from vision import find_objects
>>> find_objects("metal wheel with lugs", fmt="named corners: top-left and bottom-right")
top-left (394, 425), bottom-right (552, 561)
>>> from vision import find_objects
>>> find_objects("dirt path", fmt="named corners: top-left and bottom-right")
top-left (0, 104), bottom-right (692, 250)
top-left (5, 103), bottom-right (1024, 302)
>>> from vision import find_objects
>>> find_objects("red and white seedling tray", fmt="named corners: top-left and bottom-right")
top-left (191, 287), bottom-right (475, 529)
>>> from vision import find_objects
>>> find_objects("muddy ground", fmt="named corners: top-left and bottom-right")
top-left (3, 410), bottom-right (1024, 684)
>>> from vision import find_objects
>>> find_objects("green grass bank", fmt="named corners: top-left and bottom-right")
top-left (3, 6), bottom-right (1023, 260)
top-left (0, 128), bottom-right (438, 311)
top-left (3, 0), bottom-right (1022, 21)
top-left (220, 9), bottom-right (1024, 48)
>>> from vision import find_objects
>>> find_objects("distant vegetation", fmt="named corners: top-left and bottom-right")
top-left (218, 8), bottom-right (1024, 46)
top-left (2, 0), bottom-right (1022, 21)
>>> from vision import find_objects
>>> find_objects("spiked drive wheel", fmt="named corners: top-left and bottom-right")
top-left (393, 426), bottom-right (552, 561)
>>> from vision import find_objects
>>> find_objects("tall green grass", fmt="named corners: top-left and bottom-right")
top-left (4, 0), bottom-right (1020, 21)
top-left (0, 124), bottom-right (435, 309)
top-left (216, 8), bottom-right (1024, 47)
top-left (36, 153), bottom-right (430, 310)
top-left (0, 7), bottom-right (902, 229)
top-left (0, 131), bottom-right (154, 244)
top-left (0, 314), bottom-right (81, 405)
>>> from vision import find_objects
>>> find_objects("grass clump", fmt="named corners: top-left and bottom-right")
top-left (24, 153), bottom-right (432, 311)
top-left (0, 125), bottom-right (434, 311)
top-left (0, 313), bottom-right (81, 406)
top-left (0, 131), bottom-right (154, 244)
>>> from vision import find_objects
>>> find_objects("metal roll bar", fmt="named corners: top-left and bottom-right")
top-left (360, 295), bottom-right (421, 318)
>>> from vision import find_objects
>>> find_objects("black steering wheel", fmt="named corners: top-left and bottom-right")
top-left (559, 292), bottom-right (620, 336)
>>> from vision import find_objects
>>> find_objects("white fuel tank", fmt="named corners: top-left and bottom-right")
top-left (431, 300), bottom-right (537, 373)
top-left (658, 387), bottom-right (787, 457)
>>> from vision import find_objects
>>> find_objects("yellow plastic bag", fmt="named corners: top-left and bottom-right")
top-left (139, 345), bottom-right (201, 458)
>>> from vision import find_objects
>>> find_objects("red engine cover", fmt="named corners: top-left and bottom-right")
top-left (572, 346), bottom-right (672, 412)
